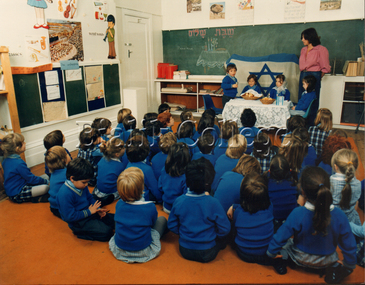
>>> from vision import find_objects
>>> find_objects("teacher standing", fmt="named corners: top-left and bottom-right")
top-left (298, 28), bottom-right (331, 104)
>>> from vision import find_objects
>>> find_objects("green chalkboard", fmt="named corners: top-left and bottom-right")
top-left (163, 19), bottom-right (364, 75)
top-left (103, 64), bottom-right (121, 107)
top-left (63, 67), bottom-right (88, 116)
top-left (13, 74), bottom-right (43, 128)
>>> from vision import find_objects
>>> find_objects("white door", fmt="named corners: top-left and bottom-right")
top-left (117, 9), bottom-right (153, 109)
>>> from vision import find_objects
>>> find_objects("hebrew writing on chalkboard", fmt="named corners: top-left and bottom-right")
top-left (320, 0), bottom-right (342, 11)
top-left (48, 19), bottom-right (84, 62)
top-left (43, 101), bottom-right (67, 122)
top-left (27, 0), bottom-right (52, 29)
top-left (284, 0), bottom-right (306, 22)
top-left (235, 0), bottom-right (254, 24)
top-left (187, 0), bottom-right (201, 13)
top-left (210, 2), bottom-right (225, 19)
top-left (58, 0), bottom-right (78, 19)
top-left (85, 65), bottom-right (105, 101)
top-left (25, 36), bottom-right (50, 63)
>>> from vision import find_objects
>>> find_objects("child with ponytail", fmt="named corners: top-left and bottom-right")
top-left (330, 149), bottom-right (361, 225)
top-left (267, 166), bottom-right (357, 284)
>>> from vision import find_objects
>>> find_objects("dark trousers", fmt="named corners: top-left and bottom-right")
top-left (50, 207), bottom-right (62, 219)
top-left (236, 247), bottom-right (274, 266)
top-left (69, 213), bottom-right (115, 242)
top-left (222, 95), bottom-right (233, 109)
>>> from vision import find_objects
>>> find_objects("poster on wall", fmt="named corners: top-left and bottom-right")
top-left (187, 0), bottom-right (202, 13)
top-left (27, 0), bottom-right (52, 29)
top-left (320, 0), bottom-right (342, 10)
top-left (210, 2), bottom-right (225, 19)
top-left (48, 19), bottom-right (84, 62)
top-left (25, 36), bottom-right (50, 64)
top-left (58, 0), bottom-right (78, 20)
top-left (284, 0), bottom-right (306, 22)
top-left (93, 1), bottom-right (109, 21)
top-left (85, 66), bottom-right (105, 101)
top-left (235, 0), bottom-right (254, 24)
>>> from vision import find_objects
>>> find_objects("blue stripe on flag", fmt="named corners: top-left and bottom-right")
top-left (226, 53), bottom-right (299, 64)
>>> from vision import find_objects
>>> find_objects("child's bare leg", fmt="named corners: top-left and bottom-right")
top-left (31, 184), bottom-right (50, 197)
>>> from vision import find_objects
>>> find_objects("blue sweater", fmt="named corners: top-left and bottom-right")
top-left (214, 138), bottom-right (228, 158)
top-left (151, 152), bottom-right (168, 180)
top-left (177, 137), bottom-right (198, 157)
top-left (168, 190), bottom-right (231, 250)
top-left (241, 84), bottom-right (262, 95)
top-left (211, 155), bottom-right (239, 194)
top-left (302, 145), bottom-right (317, 168)
top-left (114, 123), bottom-right (125, 138)
top-left (239, 126), bottom-right (260, 154)
top-left (269, 87), bottom-right (290, 101)
top-left (267, 203), bottom-right (357, 268)
top-left (214, 171), bottom-right (243, 212)
top-left (126, 161), bottom-right (160, 202)
top-left (295, 91), bottom-right (316, 111)
top-left (3, 154), bottom-right (48, 197)
top-left (233, 204), bottom-right (274, 255)
top-left (114, 199), bottom-right (157, 251)
top-left (192, 151), bottom-right (220, 167)
top-left (267, 177), bottom-right (298, 221)
top-left (57, 180), bottom-right (95, 225)
top-left (318, 161), bottom-right (333, 177)
top-left (221, 74), bottom-right (238, 98)
top-left (48, 168), bottom-right (67, 209)
top-left (158, 169), bottom-right (187, 211)
top-left (97, 157), bottom-right (126, 194)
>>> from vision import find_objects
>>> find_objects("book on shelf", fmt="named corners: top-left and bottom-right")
top-left (200, 89), bottom-right (211, 93)
top-left (346, 61), bottom-right (358, 76)
top-left (212, 87), bottom-right (223, 94)
top-left (164, 102), bottom-right (186, 111)
top-left (357, 62), bottom-right (364, 76)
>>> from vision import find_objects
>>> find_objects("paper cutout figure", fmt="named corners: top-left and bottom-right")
top-left (104, 15), bottom-right (116, 59)
top-left (27, 0), bottom-right (53, 29)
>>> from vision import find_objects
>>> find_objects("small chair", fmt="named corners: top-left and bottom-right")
top-left (302, 99), bottom-right (316, 119)
top-left (202, 94), bottom-right (223, 115)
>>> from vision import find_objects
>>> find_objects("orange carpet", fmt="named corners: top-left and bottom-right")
top-left (0, 197), bottom-right (364, 284)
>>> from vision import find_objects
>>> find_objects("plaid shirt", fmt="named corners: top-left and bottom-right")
top-left (308, 125), bottom-right (331, 156)
top-left (77, 146), bottom-right (100, 180)
top-left (251, 151), bottom-right (275, 173)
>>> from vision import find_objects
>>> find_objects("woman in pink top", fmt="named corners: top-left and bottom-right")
top-left (298, 28), bottom-right (331, 104)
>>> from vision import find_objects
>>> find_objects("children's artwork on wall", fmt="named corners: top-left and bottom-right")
top-left (187, 0), bottom-right (201, 13)
top-left (27, 0), bottom-right (53, 29)
top-left (104, 15), bottom-right (116, 59)
top-left (284, 0), bottom-right (306, 22)
top-left (85, 65), bottom-right (105, 101)
top-left (210, 2), bottom-right (225, 19)
top-left (58, 0), bottom-right (78, 20)
top-left (320, 0), bottom-right (342, 10)
top-left (48, 19), bottom-right (84, 62)
top-left (93, 1), bottom-right (109, 21)
top-left (25, 36), bottom-right (50, 64)
top-left (43, 101), bottom-right (67, 121)
top-left (235, 0), bottom-right (254, 24)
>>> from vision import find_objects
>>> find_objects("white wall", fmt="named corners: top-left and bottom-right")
top-left (161, 0), bottom-right (364, 30)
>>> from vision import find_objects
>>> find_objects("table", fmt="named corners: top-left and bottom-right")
top-left (222, 99), bottom-right (291, 129)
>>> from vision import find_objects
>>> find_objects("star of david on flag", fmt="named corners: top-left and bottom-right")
top-left (226, 53), bottom-right (300, 102)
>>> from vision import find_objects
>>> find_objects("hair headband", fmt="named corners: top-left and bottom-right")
top-left (318, 183), bottom-right (324, 188)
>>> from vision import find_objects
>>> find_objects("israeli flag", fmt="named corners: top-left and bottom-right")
top-left (227, 53), bottom-right (300, 102)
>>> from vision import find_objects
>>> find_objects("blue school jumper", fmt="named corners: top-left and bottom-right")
top-left (96, 157), bottom-right (126, 195)
top-left (269, 87), bottom-right (290, 101)
top-left (211, 155), bottom-right (239, 194)
top-left (239, 126), bottom-right (260, 154)
top-left (192, 151), bottom-right (220, 167)
top-left (295, 91), bottom-right (316, 111)
top-left (151, 152), bottom-right (168, 180)
top-left (241, 84), bottom-right (262, 95)
top-left (214, 171), bottom-right (243, 212)
top-left (114, 123), bottom-right (125, 138)
top-left (221, 75), bottom-right (238, 98)
top-left (48, 168), bottom-right (67, 210)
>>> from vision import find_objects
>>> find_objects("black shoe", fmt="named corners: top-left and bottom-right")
top-left (324, 264), bottom-right (353, 284)
top-left (31, 193), bottom-right (50, 203)
top-left (273, 258), bottom-right (287, 275)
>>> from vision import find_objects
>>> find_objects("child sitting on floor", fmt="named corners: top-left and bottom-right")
top-left (91, 117), bottom-right (112, 141)
top-left (239, 108), bottom-right (259, 154)
top-left (168, 158), bottom-right (231, 263)
top-left (57, 158), bottom-right (114, 241)
top-left (1, 133), bottom-right (49, 203)
top-left (115, 108), bottom-right (131, 137)
top-left (308, 108), bottom-right (332, 157)
top-left (251, 132), bottom-right (277, 173)
top-left (45, 146), bottom-right (71, 218)
top-left (215, 120), bottom-right (239, 158)
top-left (192, 132), bottom-right (220, 166)
top-left (109, 167), bottom-right (167, 263)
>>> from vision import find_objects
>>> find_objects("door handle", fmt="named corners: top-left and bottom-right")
top-left (128, 50), bottom-right (132, 58)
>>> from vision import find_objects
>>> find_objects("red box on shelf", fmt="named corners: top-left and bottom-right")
top-left (157, 63), bottom-right (170, 79)
top-left (166, 65), bottom-right (178, 79)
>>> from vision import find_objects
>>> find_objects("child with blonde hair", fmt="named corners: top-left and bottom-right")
top-left (1, 133), bottom-right (49, 203)
top-left (330, 149), bottom-right (361, 225)
top-left (109, 167), bottom-right (167, 263)
top-left (45, 146), bottom-right (71, 217)
top-left (279, 136), bottom-right (308, 174)
top-left (93, 138), bottom-right (126, 206)
top-left (308, 108), bottom-right (332, 156)
top-left (115, 108), bottom-right (131, 137)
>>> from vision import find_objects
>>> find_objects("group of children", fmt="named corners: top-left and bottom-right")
top-left (0, 100), bottom-right (363, 284)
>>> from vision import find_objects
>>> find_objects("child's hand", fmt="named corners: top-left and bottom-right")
top-left (88, 201), bottom-right (102, 214)
top-left (232, 84), bottom-right (238, 88)
top-left (227, 205), bottom-right (234, 220)
top-left (97, 208), bottom-right (109, 218)
top-left (291, 106), bottom-right (296, 110)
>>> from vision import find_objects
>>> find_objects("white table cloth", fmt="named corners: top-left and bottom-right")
top-left (222, 99), bottom-right (291, 129)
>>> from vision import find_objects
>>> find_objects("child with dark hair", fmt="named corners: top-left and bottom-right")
top-left (211, 134), bottom-right (247, 194)
top-left (145, 119), bottom-right (162, 161)
top-left (45, 146), bottom-right (71, 218)
top-left (291, 127), bottom-right (316, 168)
top-left (56, 158), bottom-right (115, 241)
top-left (176, 121), bottom-right (197, 156)
top-left (109, 167), bottom-right (167, 263)
top-left (331, 149), bottom-right (361, 225)
top-left (239, 108), bottom-right (259, 154)
top-left (240, 74), bottom-right (262, 95)
top-left (263, 155), bottom-right (298, 232)
top-left (279, 135), bottom-right (308, 174)
top-left (115, 108), bottom-right (132, 137)
top-left (290, 75), bottom-right (316, 116)
top-left (91, 118), bottom-right (112, 141)
top-left (192, 109), bottom-right (220, 141)
top-left (126, 135), bottom-right (160, 202)
top-left (251, 132), bottom-right (276, 173)
top-left (267, 166), bottom-right (356, 284)
top-left (43, 130), bottom-right (72, 178)
top-left (282, 115), bottom-right (306, 141)
top-left (151, 132), bottom-right (177, 180)
top-left (168, 157), bottom-right (231, 263)
top-left (158, 103), bottom-right (171, 114)
top-left (158, 142), bottom-right (190, 213)
top-left (214, 155), bottom-right (261, 212)
top-left (308, 108), bottom-right (333, 156)
top-left (143, 112), bottom-right (158, 128)
top-left (215, 120), bottom-right (238, 158)
top-left (227, 173), bottom-right (286, 275)
top-left (192, 132), bottom-right (220, 166)
top-left (269, 74), bottom-right (290, 101)
top-left (179, 110), bottom-right (196, 137)
top-left (221, 63), bottom-right (238, 108)
top-left (77, 127), bottom-right (103, 186)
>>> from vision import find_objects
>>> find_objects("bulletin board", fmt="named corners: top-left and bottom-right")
top-left (63, 67), bottom-right (88, 116)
